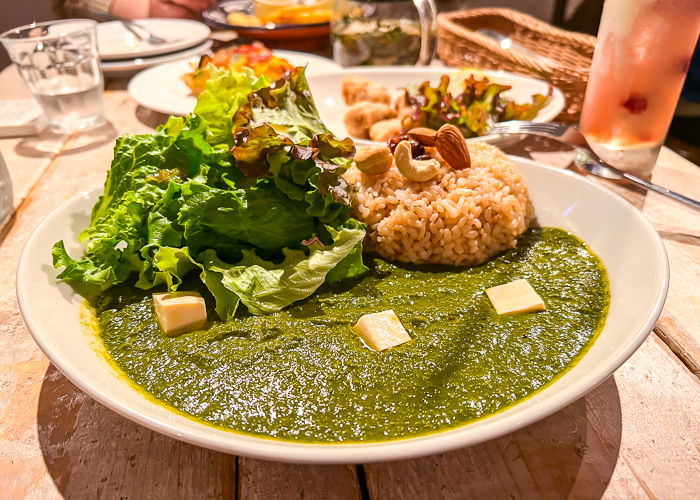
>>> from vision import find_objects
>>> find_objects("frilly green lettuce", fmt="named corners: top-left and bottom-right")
top-left (403, 74), bottom-right (551, 137)
top-left (53, 66), bottom-right (367, 318)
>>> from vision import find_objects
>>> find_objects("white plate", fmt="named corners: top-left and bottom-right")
top-left (98, 19), bottom-right (210, 60)
top-left (307, 67), bottom-right (567, 145)
top-left (17, 158), bottom-right (667, 464)
top-left (101, 39), bottom-right (213, 78)
top-left (128, 51), bottom-right (341, 116)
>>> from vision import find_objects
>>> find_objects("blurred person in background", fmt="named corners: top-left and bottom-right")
top-left (57, 0), bottom-right (214, 19)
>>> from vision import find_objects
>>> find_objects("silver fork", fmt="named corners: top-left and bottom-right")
top-left (487, 120), bottom-right (700, 210)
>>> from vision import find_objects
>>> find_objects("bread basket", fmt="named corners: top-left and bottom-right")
top-left (437, 8), bottom-right (597, 122)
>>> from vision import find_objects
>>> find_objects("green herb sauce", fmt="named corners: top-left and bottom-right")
top-left (95, 227), bottom-right (609, 443)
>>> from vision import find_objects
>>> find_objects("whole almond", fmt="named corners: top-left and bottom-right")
top-left (407, 127), bottom-right (437, 146)
top-left (435, 124), bottom-right (471, 170)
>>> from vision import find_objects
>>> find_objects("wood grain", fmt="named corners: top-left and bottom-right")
top-left (643, 147), bottom-right (700, 374)
top-left (0, 68), bottom-right (362, 499)
top-left (364, 336), bottom-right (700, 500)
top-left (238, 459), bottom-right (361, 499)
top-left (0, 67), bottom-right (71, 231)
top-left (36, 365), bottom-right (236, 499)
top-left (655, 315), bottom-right (700, 377)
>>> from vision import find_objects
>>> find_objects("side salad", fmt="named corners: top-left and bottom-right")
top-left (53, 66), bottom-right (368, 319)
top-left (401, 74), bottom-right (552, 137)
top-left (183, 44), bottom-right (296, 96)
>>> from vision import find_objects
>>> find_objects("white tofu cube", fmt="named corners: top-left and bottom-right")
top-left (353, 309), bottom-right (412, 351)
top-left (153, 291), bottom-right (207, 336)
top-left (485, 279), bottom-right (546, 315)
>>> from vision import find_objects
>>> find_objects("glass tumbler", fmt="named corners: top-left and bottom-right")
top-left (331, 0), bottom-right (437, 66)
top-left (579, 0), bottom-right (700, 177)
top-left (0, 19), bottom-right (105, 133)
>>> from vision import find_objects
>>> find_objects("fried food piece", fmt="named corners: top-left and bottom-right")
top-left (394, 93), bottom-right (413, 128)
top-left (342, 77), bottom-right (391, 106)
top-left (344, 102), bottom-right (396, 139)
top-left (369, 118), bottom-right (403, 142)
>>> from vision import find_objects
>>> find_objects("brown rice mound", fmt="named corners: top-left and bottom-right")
top-left (344, 141), bottom-right (535, 266)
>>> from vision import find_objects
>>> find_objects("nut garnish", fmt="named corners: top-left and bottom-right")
top-left (354, 146), bottom-right (392, 175)
top-left (393, 140), bottom-right (440, 182)
top-left (435, 124), bottom-right (471, 170)
top-left (407, 127), bottom-right (437, 146)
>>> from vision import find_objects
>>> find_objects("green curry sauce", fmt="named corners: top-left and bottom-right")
top-left (95, 227), bottom-right (609, 443)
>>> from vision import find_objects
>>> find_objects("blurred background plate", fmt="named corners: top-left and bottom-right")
top-left (307, 66), bottom-right (567, 145)
top-left (203, 0), bottom-right (330, 52)
top-left (128, 50), bottom-right (340, 116)
top-left (100, 40), bottom-right (213, 78)
top-left (97, 19), bottom-right (211, 60)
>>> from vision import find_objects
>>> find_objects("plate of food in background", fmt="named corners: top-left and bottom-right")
top-left (306, 66), bottom-right (566, 145)
top-left (128, 43), bottom-right (340, 116)
top-left (97, 19), bottom-right (211, 60)
top-left (100, 39), bottom-right (214, 78)
top-left (203, 0), bottom-right (331, 51)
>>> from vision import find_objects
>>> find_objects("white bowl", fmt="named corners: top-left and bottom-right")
top-left (306, 67), bottom-right (567, 146)
top-left (16, 157), bottom-right (667, 464)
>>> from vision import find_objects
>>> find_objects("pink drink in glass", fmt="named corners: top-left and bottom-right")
top-left (579, 0), bottom-right (700, 176)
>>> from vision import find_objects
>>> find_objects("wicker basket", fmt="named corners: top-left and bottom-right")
top-left (437, 8), bottom-right (597, 122)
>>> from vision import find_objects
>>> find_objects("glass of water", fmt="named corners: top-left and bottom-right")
top-left (0, 19), bottom-right (105, 133)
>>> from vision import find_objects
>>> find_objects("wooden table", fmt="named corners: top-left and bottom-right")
top-left (1, 64), bottom-right (699, 499)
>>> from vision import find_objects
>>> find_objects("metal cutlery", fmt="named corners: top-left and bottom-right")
top-left (486, 120), bottom-right (700, 211)
top-left (119, 20), bottom-right (169, 45)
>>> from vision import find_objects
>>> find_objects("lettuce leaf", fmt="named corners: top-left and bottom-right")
top-left (53, 68), bottom-right (367, 319)
top-left (232, 67), bottom-right (330, 143)
top-left (198, 225), bottom-right (366, 315)
top-left (193, 66), bottom-right (270, 146)
top-left (122, 224), bottom-right (366, 319)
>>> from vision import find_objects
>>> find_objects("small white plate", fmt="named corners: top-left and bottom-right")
top-left (101, 39), bottom-right (213, 78)
top-left (98, 19), bottom-right (210, 60)
top-left (128, 51), bottom-right (341, 116)
top-left (17, 158), bottom-right (668, 464)
top-left (307, 67), bottom-right (567, 145)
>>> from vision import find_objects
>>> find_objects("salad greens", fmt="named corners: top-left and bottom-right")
top-left (402, 74), bottom-right (551, 137)
top-left (53, 66), bottom-right (368, 318)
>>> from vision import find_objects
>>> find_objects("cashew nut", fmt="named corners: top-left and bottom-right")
top-left (354, 146), bottom-right (392, 175)
top-left (393, 140), bottom-right (441, 182)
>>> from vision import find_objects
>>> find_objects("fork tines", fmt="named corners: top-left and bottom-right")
top-left (489, 121), bottom-right (566, 137)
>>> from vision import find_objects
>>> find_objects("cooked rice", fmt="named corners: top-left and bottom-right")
top-left (344, 141), bottom-right (535, 266)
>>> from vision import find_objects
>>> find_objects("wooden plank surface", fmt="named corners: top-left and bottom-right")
top-left (0, 66), bottom-right (70, 228)
top-left (1, 65), bottom-right (700, 499)
top-left (364, 335), bottom-right (700, 500)
top-left (0, 70), bottom-right (362, 499)
top-left (642, 148), bottom-right (700, 376)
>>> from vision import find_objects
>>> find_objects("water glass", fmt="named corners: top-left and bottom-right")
top-left (331, 0), bottom-right (436, 66)
top-left (0, 19), bottom-right (105, 133)
top-left (579, 0), bottom-right (700, 177)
